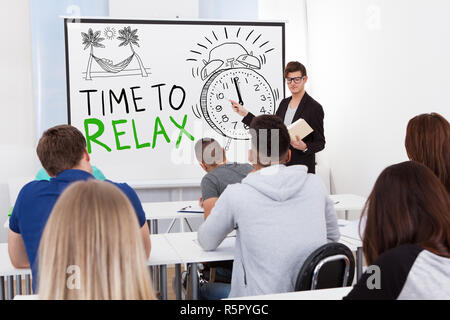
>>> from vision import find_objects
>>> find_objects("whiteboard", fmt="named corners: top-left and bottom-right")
top-left (64, 18), bottom-right (285, 182)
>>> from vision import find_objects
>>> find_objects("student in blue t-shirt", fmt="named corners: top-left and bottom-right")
top-left (35, 165), bottom-right (106, 181)
top-left (8, 125), bottom-right (151, 292)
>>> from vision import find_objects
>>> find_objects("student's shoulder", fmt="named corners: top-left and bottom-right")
top-left (221, 180), bottom-right (250, 195)
top-left (304, 93), bottom-right (324, 113)
top-left (344, 244), bottom-right (424, 300)
top-left (18, 180), bottom-right (50, 196)
top-left (105, 180), bottom-right (136, 195)
top-left (201, 172), bottom-right (219, 185)
top-left (374, 244), bottom-right (424, 268)
top-left (239, 163), bottom-right (254, 173)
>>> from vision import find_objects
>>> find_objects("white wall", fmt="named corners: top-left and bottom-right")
top-left (258, 0), bottom-right (308, 67)
top-left (306, 0), bottom-right (450, 197)
top-left (109, 0), bottom-right (199, 18)
top-left (0, 0), bottom-right (39, 242)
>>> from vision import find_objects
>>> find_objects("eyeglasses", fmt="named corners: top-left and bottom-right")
top-left (285, 76), bottom-right (305, 84)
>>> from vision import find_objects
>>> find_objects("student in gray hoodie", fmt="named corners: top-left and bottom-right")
top-left (197, 115), bottom-right (340, 299)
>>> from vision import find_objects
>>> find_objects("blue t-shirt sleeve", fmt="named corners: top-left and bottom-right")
top-left (113, 182), bottom-right (146, 227)
top-left (9, 206), bottom-right (20, 233)
top-left (9, 185), bottom-right (29, 233)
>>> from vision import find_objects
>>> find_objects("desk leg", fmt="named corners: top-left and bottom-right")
top-left (151, 220), bottom-right (160, 292)
top-left (7, 276), bottom-right (14, 300)
top-left (152, 220), bottom-right (159, 234)
top-left (180, 218), bottom-right (188, 270)
top-left (184, 218), bottom-right (193, 232)
top-left (175, 264), bottom-right (182, 300)
top-left (15, 275), bottom-right (22, 295)
top-left (190, 263), bottom-right (199, 300)
top-left (357, 246), bottom-right (363, 281)
top-left (159, 265), bottom-right (167, 300)
top-left (25, 275), bottom-right (31, 295)
top-left (0, 276), bottom-right (4, 300)
top-left (180, 217), bottom-right (185, 233)
top-left (166, 218), bottom-right (177, 233)
top-left (345, 210), bottom-right (349, 220)
top-left (152, 266), bottom-right (160, 292)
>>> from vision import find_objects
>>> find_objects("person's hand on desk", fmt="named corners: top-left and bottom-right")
top-left (290, 135), bottom-right (308, 151)
top-left (229, 99), bottom-right (249, 117)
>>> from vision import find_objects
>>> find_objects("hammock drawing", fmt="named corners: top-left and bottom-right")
top-left (91, 53), bottom-right (135, 73)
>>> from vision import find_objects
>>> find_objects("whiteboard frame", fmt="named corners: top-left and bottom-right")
top-left (63, 18), bottom-right (286, 185)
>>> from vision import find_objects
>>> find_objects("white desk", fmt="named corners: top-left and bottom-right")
top-left (0, 243), bottom-right (32, 300)
top-left (143, 200), bottom-right (202, 234)
top-left (330, 194), bottom-right (366, 220)
top-left (0, 235), bottom-right (180, 301)
top-left (163, 230), bottom-right (361, 300)
top-left (3, 194), bottom-right (367, 231)
top-left (163, 231), bottom-right (235, 300)
top-left (12, 287), bottom-right (353, 301)
top-left (226, 286), bottom-right (352, 300)
top-left (146, 234), bottom-right (183, 300)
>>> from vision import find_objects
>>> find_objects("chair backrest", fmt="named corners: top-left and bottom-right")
top-left (295, 243), bottom-right (355, 291)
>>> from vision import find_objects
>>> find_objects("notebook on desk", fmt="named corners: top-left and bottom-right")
top-left (177, 204), bottom-right (204, 213)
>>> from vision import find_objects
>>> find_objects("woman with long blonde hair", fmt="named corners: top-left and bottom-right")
top-left (38, 180), bottom-right (156, 300)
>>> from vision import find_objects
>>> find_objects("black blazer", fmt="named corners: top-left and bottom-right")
top-left (242, 92), bottom-right (325, 173)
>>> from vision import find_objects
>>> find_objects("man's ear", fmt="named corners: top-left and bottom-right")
top-left (248, 149), bottom-right (255, 164)
top-left (303, 75), bottom-right (308, 84)
top-left (222, 147), bottom-right (226, 162)
top-left (84, 149), bottom-right (90, 162)
top-left (286, 149), bottom-right (291, 163)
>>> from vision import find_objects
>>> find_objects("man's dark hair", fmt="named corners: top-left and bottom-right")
top-left (284, 61), bottom-right (307, 78)
top-left (249, 115), bottom-right (290, 166)
top-left (194, 138), bottom-right (225, 166)
top-left (36, 125), bottom-right (86, 177)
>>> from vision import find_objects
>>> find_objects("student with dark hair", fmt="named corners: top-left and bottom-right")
top-left (198, 115), bottom-right (339, 299)
top-left (193, 138), bottom-right (253, 291)
top-left (405, 112), bottom-right (450, 192)
top-left (345, 161), bottom-right (450, 300)
top-left (194, 138), bottom-right (253, 219)
top-left (8, 125), bottom-right (150, 292)
top-left (230, 61), bottom-right (325, 173)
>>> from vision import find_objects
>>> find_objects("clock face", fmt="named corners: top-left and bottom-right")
top-left (200, 68), bottom-right (275, 140)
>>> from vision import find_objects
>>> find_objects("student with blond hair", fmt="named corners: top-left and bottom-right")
top-left (405, 112), bottom-right (450, 192)
top-left (38, 180), bottom-right (156, 300)
top-left (8, 125), bottom-right (150, 292)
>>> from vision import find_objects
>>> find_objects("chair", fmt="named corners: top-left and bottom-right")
top-left (295, 243), bottom-right (355, 291)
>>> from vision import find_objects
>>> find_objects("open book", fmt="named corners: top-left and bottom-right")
top-left (287, 118), bottom-right (314, 141)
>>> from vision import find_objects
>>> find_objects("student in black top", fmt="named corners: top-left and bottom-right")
top-left (230, 61), bottom-right (325, 173)
top-left (344, 161), bottom-right (450, 300)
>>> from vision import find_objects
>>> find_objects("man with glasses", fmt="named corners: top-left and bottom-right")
top-left (230, 61), bottom-right (325, 173)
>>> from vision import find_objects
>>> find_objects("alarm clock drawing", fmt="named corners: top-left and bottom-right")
top-left (200, 67), bottom-right (275, 141)
top-left (188, 38), bottom-right (280, 149)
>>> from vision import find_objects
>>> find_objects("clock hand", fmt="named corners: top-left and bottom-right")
top-left (233, 77), bottom-right (244, 105)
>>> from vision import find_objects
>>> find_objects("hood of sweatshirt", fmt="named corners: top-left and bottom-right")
top-left (241, 164), bottom-right (309, 202)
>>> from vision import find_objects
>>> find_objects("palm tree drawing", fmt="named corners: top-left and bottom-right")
top-left (81, 28), bottom-right (105, 80)
top-left (117, 26), bottom-right (148, 77)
